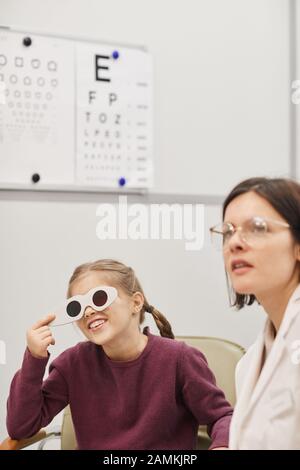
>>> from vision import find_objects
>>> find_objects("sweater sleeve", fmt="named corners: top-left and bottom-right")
top-left (178, 342), bottom-right (233, 449)
top-left (6, 348), bottom-right (69, 440)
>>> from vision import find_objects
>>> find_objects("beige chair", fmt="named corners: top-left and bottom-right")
top-left (0, 405), bottom-right (77, 450)
top-left (0, 336), bottom-right (245, 450)
top-left (176, 336), bottom-right (245, 449)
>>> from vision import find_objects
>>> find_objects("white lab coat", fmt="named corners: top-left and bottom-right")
top-left (229, 284), bottom-right (300, 450)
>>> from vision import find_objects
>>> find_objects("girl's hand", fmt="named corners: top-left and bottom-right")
top-left (26, 314), bottom-right (56, 359)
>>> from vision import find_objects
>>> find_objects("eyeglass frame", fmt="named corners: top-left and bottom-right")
top-left (209, 216), bottom-right (290, 250)
top-left (51, 285), bottom-right (118, 326)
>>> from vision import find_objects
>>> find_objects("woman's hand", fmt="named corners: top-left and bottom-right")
top-left (26, 314), bottom-right (56, 359)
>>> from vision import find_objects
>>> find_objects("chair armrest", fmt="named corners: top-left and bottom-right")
top-left (37, 426), bottom-right (61, 450)
top-left (0, 429), bottom-right (47, 450)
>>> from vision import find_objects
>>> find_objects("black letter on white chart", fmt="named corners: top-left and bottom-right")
top-left (95, 55), bottom-right (110, 82)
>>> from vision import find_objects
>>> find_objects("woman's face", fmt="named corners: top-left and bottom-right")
top-left (71, 271), bottom-right (143, 347)
top-left (223, 191), bottom-right (300, 298)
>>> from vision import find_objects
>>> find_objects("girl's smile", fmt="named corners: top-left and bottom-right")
top-left (87, 315), bottom-right (108, 332)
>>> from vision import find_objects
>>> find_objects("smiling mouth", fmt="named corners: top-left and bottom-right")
top-left (88, 319), bottom-right (107, 331)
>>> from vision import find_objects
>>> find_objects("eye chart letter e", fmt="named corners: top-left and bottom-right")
top-left (76, 43), bottom-right (153, 189)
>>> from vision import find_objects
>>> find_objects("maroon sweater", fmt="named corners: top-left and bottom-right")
top-left (7, 333), bottom-right (232, 449)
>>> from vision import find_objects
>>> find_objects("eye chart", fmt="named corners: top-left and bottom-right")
top-left (76, 42), bottom-right (152, 188)
top-left (0, 27), bottom-right (153, 191)
top-left (0, 30), bottom-right (75, 185)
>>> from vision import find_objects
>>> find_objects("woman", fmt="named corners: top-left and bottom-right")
top-left (210, 177), bottom-right (300, 449)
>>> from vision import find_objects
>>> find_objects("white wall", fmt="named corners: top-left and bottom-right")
top-left (0, 0), bottom-right (294, 443)
top-left (0, 0), bottom-right (291, 196)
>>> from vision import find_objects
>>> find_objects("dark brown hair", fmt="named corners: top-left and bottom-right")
top-left (223, 177), bottom-right (300, 309)
top-left (67, 259), bottom-right (174, 339)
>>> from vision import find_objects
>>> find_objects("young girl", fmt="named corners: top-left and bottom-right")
top-left (6, 259), bottom-right (232, 450)
top-left (210, 177), bottom-right (300, 449)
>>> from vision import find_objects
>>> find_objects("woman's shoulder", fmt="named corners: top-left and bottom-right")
top-left (234, 340), bottom-right (259, 393)
top-left (236, 339), bottom-right (258, 368)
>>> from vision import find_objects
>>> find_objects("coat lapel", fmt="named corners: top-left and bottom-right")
top-left (248, 332), bottom-right (285, 408)
top-left (230, 331), bottom-right (265, 446)
top-left (238, 284), bottom-right (300, 425)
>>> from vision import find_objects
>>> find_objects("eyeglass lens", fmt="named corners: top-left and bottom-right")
top-left (66, 300), bottom-right (82, 318)
top-left (92, 290), bottom-right (108, 307)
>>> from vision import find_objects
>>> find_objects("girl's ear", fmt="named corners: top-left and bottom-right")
top-left (132, 291), bottom-right (144, 314)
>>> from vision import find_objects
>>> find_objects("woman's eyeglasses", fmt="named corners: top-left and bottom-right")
top-left (51, 286), bottom-right (118, 326)
top-left (210, 216), bottom-right (290, 251)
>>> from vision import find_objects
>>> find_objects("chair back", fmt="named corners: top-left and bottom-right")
top-left (61, 405), bottom-right (77, 450)
top-left (176, 336), bottom-right (245, 406)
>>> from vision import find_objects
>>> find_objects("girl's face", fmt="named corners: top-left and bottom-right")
top-left (72, 271), bottom-right (143, 347)
top-left (223, 191), bottom-right (300, 299)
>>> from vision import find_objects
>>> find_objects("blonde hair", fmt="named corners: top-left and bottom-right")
top-left (67, 259), bottom-right (174, 339)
